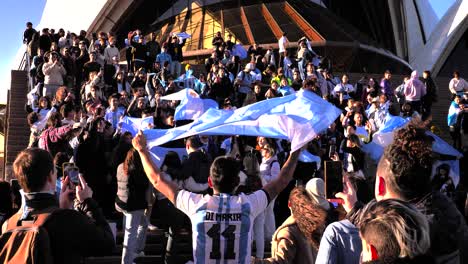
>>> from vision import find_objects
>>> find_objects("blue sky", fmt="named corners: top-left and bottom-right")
top-left (0, 0), bottom-right (46, 103)
top-left (429, 0), bottom-right (456, 19)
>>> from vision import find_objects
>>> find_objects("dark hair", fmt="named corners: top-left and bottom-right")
top-left (46, 112), bottom-right (63, 128)
top-left (123, 148), bottom-right (144, 178)
top-left (185, 136), bottom-right (203, 149)
top-left (303, 79), bottom-right (315, 87)
top-left (381, 121), bottom-right (433, 200)
top-left (161, 151), bottom-right (182, 180)
top-left (13, 148), bottom-right (54, 192)
top-left (60, 103), bottom-right (75, 118)
top-left (346, 172), bottom-right (373, 203)
top-left (27, 112), bottom-right (39, 126)
top-left (346, 124), bottom-right (357, 131)
top-left (38, 96), bottom-right (52, 109)
top-left (142, 109), bottom-right (153, 116)
top-left (162, 151), bottom-right (182, 169)
top-left (53, 152), bottom-right (69, 178)
top-left (401, 102), bottom-right (413, 115)
top-left (108, 93), bottom-right (120, 101)
top-left (210, 156), bottom-right (240, 193)
top-left (347, 134), bottom-right (361, 147)
top-left (423, 70), bottom-right (431, 77)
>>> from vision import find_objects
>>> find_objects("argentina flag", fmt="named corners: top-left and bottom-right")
top-left (145, 89), bottom-right (342, 152)
top-left (161, 88), bottom-right (218, 121)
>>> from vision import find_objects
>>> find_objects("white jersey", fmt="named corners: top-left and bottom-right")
top-left (176, 189), bottom-right (269, 264)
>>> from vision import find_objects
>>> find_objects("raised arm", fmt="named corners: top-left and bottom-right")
top-left (263, 149), bottom-right (300, 200)
top-left (132, 131), bottom-right (179, 203)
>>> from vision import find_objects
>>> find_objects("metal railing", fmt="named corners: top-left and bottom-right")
top-left (17, 44), bottom-right (34, 92)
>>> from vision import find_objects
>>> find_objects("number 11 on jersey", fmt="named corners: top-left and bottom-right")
top-left (207, 224), bottom-right (236, 259)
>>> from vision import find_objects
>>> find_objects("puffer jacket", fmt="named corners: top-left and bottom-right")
top-left (115, 163), bottom-right (149, 212)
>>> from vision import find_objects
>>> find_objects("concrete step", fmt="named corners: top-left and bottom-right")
top-left (5, 70), bottom-right (30, 179)
top-left (114, 244), bottom-right (166, 256)
top-left (84, 255), bottom-right (164, 264)
top-left (6, 134), bottom-right (30, 142)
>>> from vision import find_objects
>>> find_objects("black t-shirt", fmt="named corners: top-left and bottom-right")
top-left (23, 28), bottom-right (37, 44)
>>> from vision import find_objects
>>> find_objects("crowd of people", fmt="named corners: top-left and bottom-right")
top-left (0, 21), bottom-right (467, 264)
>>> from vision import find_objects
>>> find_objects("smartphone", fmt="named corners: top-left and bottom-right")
top-left (329, 145), bottom-right (336, 158)
top-left (324, 161), bottom-right (343, 199)
top-left (62, 162), bottom-right (80, 185)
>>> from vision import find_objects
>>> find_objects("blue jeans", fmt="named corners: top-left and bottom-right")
top-left (298, 60), bottom-right (305, 80)
top-left (122, 209), bottom-right (148, 264)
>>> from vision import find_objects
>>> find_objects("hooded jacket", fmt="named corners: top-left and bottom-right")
top-left (404, 71), bottom-right (426, 101)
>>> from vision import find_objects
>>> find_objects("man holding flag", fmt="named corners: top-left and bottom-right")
top-left (132, 130), bottom-right (300, 263)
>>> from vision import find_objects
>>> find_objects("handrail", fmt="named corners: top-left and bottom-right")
top-left (17, 44), bottom-right (34, 92)
top-left (18, 51), bottom-right (27, 71)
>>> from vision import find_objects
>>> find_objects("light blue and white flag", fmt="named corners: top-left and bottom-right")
top-left (119, 116), bottom-right (154, 136)
top-left (161, 88), bottom-right (218, 121)
top-left (362, 116), bottom-right (463, 162)
top-left (447, 101), bottom-right (460, 126)
top-left (431, 159), bottom-right (460, 187)
top-left (378, 115), bottom-right (409, 133)
top-left (33, 108), bottom-right (57, 131)
top-left (148, 146), bottom-right (188, 168)
top-left (299, 150), bottom-right (322, 170)
top-left (145, 90), bottom-right (342, 152)
top-left (175, 32), bottom-right (191, 40)
top-left (232, 44), bottom-right (248, 60)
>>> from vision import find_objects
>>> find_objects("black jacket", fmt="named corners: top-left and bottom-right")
top-left (131, 41), bottom-right (147, 61)
top-left (181, 150), bottom-right (211, 184)
top-left (423, 77), bottom-right (438, 104)
top-left (210, 76), bottom-right (233, 99)
top-left (167, 39), bottom-right (186, 61)
top-left (39, 34), bottom-right (51, 52)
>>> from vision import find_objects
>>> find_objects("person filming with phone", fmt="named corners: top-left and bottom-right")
top-left (0, 148), bottom-right (115, 263)
top-left (43, 51), bottom-right (67, 98)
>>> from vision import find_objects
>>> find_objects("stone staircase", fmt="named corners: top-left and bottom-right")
top-left (430, 77), bottom-right (452, 142)
top-left (4, 70), bottom-right (30, 181)
top-left (84, 219), bottom-right (270, 264)
top-left (84, 227), bottom-right (193, 264)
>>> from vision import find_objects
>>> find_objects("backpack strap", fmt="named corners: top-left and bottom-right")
top-left (5, 207), bottom-right (59, 232)
top-left (269, 159), bottom-right (279, 170)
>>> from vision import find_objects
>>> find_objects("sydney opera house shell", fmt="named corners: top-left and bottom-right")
top-left (21, 0), bottom-right (468, 76)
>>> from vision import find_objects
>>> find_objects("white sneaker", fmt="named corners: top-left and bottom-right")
top-left (147, 224), bottom-right (158, 231)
